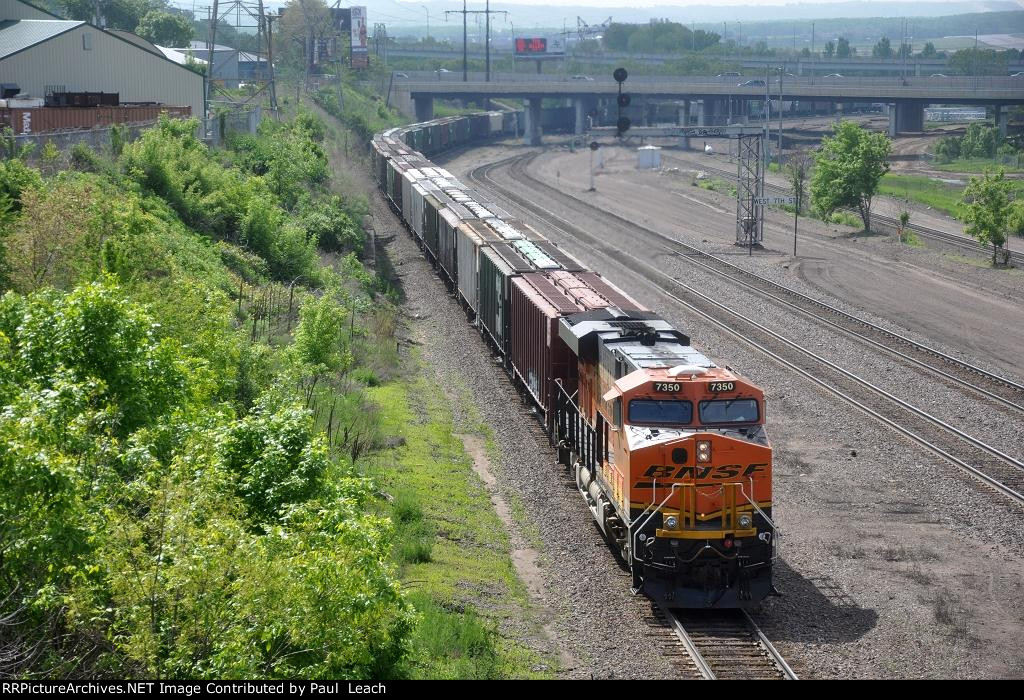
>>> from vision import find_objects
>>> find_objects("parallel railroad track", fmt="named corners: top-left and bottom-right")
top-left (664, 156), bottom-right (1022, 266)
top-left (469, 153), bottom-right (1024, 506)
top-left (507, 155), bottom-right (1024, 414)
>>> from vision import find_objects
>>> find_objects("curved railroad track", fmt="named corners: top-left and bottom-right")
top-left (468, 153), bottom-right (1024, 506)
top-left (501, 154), bottom-right (1024, 414)
top-left (665, 156), bottom-right (1022, 266)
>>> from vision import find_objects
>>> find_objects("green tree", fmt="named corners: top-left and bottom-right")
top-left (872, 36), bottom-right (893, 58)
top-left (961, 169), bottom-right (1013, 265)
top-left (836, 37), bottom-right (852, 58)
top-left (136, 9), bottom-right (193, 46)
top-left (59, 0), bottom-right (157, 31)
top-left (824, 40), bottom-right (835, 58)
top-left (919, 42), bottom-right (938, 58)
top-left (949, 48), bottom-right (1008, 76)
top-left (1008, 200), bottom-right (1024, 239)
top-left (810, 120), bottom-right (891, 232)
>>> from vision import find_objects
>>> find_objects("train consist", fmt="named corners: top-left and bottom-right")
top-left (371, 112), bottom-right (778, 607)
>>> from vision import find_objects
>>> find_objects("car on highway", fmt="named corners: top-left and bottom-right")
top-left (738, 79), bottom-right (766, 87)
top-left (930, 73), bottom-right (948, 78)
top-left (393, 72), bottom-right (409, 78)
top-left (1011, 72), bottom-right (1024, 77)
top-left (570, 74), bottom-right (594, 81)
top-left (717, 71), bottom-right (742, 77)
top-left (824, 73), bottom-right (844, 78)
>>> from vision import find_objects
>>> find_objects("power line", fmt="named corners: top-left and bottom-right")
top-left (445, 1), bottom-right (506, 82)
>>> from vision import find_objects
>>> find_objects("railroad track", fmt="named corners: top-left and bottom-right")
top-left (506, 155), bottom-right (1024, 415)
top-left (469, 153), bottom-right (1024, 506)
top-left (655, 606), bottom-right (798, 680)
top-left (665, 156), bottom-right (1023, 266)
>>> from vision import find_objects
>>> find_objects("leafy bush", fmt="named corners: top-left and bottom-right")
top-left (220, 402), bottom-right (328, 520)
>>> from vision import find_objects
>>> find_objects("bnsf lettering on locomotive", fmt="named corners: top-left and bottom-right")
top-left (633, 462), bottom-right (769, 486)
top-left (642, 465), bottom-right (676, 478)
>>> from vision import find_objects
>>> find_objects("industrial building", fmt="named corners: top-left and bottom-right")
top-left (0, 0), bottom-right (204, 132)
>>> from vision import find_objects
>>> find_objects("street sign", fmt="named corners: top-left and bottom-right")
top-left (754, 195), bottom-right (796, 206)
top-left (613, 67), bottom-right (628, 83)
top-left (589, 141), bottom-right (599, 151)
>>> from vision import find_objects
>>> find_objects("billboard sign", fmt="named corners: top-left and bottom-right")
top-left (350, 6), bottom-right (368, 68)
top-left (515, 36), bottom-right (564, 57)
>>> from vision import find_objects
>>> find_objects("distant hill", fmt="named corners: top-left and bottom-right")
top-left (391, 1), bottom-right (1023, 29)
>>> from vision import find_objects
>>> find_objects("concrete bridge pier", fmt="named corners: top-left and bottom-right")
top-left (414, 96), bottom-right (434, 122)
top-left (888, 101), bottom-right (924, 136)
top-left (696, 98), bottom-right (730, 126)
top-left (678, 100), bottom-right (691, 149)
top-left (996, 105), bottom-right (1009, 137)
top-left (524, 97), bottom-right (543, 146)
top-left (574, 96), bottom-right (596, 135)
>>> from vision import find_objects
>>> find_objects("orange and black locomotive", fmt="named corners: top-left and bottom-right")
top-left (371, 111), bottom-right (778, 608)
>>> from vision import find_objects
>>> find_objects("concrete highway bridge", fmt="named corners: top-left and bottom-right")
top-left (387, 46), bottom-right (1024, 77)
top-left (391, 71), bottom-right (1024, 144)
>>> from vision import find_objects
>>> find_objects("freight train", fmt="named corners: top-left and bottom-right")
top-left (371, 111), bottom-right (778, 608)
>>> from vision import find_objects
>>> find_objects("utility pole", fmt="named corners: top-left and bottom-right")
top-left (446, 2), bottom-right (506, 83)
top-left (263, 3), bottom-right (278, 110)
top-left (777, 67), bottom-right (783, 163)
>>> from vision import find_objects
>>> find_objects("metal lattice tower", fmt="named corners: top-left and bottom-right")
top-left (576, 16), bottom-right (612, 42)
top-left (204, 0), bottom-right (278, 111)
top-left (735, 133), bottom-right (764, 246)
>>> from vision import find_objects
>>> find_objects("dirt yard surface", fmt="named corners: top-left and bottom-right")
top-left (528, 143), bottom-right (1024, 379)
top-left (436, 140), bottom-right (1024, 679)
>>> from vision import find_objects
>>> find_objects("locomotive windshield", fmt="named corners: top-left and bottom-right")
top-left (628, 399), bottom-right (693, 425)
top-left (698, 399), bottom-right (760, 424)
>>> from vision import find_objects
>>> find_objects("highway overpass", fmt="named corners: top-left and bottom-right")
top-left (391, 71), bottom-right (1024, 143)
top-left (386, 46), bottom-right (1024, 76)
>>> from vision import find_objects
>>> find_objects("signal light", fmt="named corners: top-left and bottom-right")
top-left (723, 535), bottom-right (734, 549)
top-left (613, 67), bottom-right (630, 137)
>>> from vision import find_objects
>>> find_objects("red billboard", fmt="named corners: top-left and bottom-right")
top-left (515, 37), bottom-right (547, 55)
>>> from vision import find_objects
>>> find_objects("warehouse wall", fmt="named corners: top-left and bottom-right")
top-left (0, 24), bottom-right (204, 119)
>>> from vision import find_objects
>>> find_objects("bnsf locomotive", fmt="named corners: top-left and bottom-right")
top-left (371, 112), bottom-right (778, 607)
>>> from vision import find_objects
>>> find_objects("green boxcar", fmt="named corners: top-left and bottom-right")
top-left (478, 243), bottom-right (534, 357)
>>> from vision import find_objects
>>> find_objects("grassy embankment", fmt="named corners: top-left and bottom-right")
top-left (879, 173), bottom-right (1024, 219)
top-left (0, 95), bottom-right (551, 678)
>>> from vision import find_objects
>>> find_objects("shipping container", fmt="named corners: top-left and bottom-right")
top-left (409, 183), bottom-right (428, 240)
top-left (570, 271), bottom-right (649, 312)
top-left (485, 217), bottom-right (547, 243)
top-left (488, 111), bottom-right (504, 135)
top-left (0, 104), bottom-right (191, 135)
top-left (509, 273), bottom-right (581, 414)
top-left (401, 168), bottom-right (423, 229)
top-left (438, 203), bottom-right (471, 285)
top-left (423, 193), bottom-right (443, 260)
top-left (456, 220), bottom-right (504, 316)
top-left (478, 244), bottom-right (534, 356)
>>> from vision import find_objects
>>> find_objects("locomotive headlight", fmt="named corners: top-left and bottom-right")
top-left (665, 516), bottom-right (679, 530)
top-left (696, 440), bottom-right (712, 463)
top-left (738, 514), bottom-right (753, 529)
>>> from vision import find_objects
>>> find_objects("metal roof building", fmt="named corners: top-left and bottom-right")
top-left (0, 0), bottom-right (203, 120)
